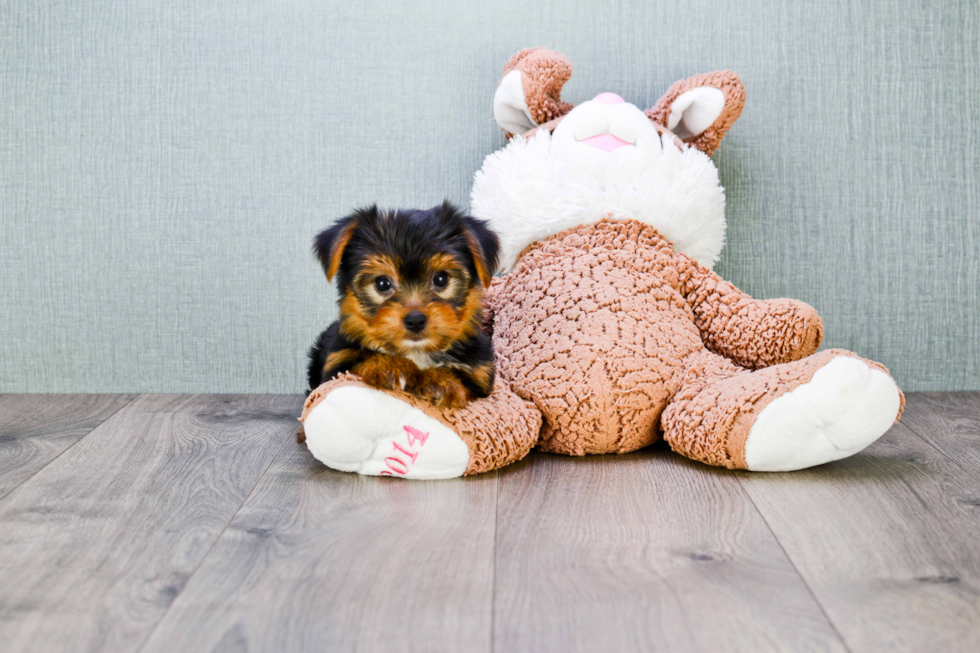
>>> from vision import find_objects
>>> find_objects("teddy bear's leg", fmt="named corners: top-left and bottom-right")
top-left (662, 349), bottom-right (903, 471)
top-left (300, 374), bottom-right (542, 479)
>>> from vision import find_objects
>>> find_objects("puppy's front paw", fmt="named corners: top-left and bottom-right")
top-left (355, 355), bottom-right (420, 392)
top-left (414, 368), bottom-right (470, 409)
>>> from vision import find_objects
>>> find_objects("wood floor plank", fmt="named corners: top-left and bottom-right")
top-left (0, 394), bottom-right (303, 653)
top-left (0, 394), bottom-right (136, 499)
top-left (736, 422), bottom-right (980, 652)
top-left (492, 449), bottom-right (848, 653)
top-left (899, 392), bottom-right (980, 474)
top-left (138, 438), bottom-right (497, 653)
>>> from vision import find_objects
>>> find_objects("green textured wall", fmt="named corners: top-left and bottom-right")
top-left (1, 0), bottom-right (977, 392)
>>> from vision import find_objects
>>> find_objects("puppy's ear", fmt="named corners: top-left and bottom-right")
top-left (460, 214), bottom-right (500, 289)
top-left (313, 209), bottom-right (366, 281)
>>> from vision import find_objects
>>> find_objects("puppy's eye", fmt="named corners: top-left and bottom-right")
top-left (432, 271), bottom-right (449, 289)
top-left (374, 276), bottom-right (393, 293)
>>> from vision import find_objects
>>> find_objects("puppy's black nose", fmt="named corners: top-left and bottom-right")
top-left (403, 311), bottom-right (427, 333)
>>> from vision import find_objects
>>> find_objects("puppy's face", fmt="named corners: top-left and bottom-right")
top-left (343, 249), bottom-right (479, 355)
top-left (314, 203), bottom-right (500, 356)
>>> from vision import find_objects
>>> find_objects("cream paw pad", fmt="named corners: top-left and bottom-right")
top-left (745, 356), bottom-right (902, 472)
top-left (302, 385), bottom-right (470, 480)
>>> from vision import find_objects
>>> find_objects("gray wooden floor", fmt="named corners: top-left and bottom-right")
top-left (0, 393), bottom-right (978, 652)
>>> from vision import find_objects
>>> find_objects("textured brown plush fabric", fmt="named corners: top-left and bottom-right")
top-left (675, 252), bottom-right (824, 369)
top-left (428, 377), bottom-right (542, 475)
top-left (489, 219), bottom-right (902, 465)
top-left (490, 219), bottom-right (707, 455)
top-left (502, 47), bottom-right (575, 127)
top-left (302, 373), bottom-right (541, 476)
top-left (646, 70), bottom-right (746, 156)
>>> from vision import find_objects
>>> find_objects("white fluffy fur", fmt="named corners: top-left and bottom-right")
top-left (471, 99), bottom-right (727, 272)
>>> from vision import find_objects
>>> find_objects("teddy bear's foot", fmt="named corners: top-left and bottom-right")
top-left (301, 381), bottom-right (470, 480)
top-left (300, 374), bottom-right (543, 479)
top-left (663, 349), bottom-right (904, 472)
top-left (744, 355), bottom-right (902, 471)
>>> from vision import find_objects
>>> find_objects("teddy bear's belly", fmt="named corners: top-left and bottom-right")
top-left (491, 220), bottom-right (707, 455)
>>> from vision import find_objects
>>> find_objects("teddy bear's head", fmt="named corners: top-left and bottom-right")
top-left (470, 47), bottom-right (746, 272)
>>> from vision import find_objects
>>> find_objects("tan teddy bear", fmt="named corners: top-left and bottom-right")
top-left (300, 47), bottom-right (904, 479)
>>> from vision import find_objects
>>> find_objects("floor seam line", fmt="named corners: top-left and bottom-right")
top-left (732, 469), bottom-right (855, 653)
top-left (131, 407), bottom-right (300, 653)
top-left (0, 393), bottom-right (140, 504)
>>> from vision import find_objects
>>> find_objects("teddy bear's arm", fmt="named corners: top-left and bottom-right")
top-left (675, 252), bottom-right (824, 370)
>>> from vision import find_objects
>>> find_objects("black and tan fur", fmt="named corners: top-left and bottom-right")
top-left (306, 202), bottom-right (500, 409)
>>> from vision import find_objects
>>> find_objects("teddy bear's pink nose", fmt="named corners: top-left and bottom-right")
top-left (593, 92), bottom-right (625, 105)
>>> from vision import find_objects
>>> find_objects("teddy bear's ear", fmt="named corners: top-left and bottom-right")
top-left (645, 71), bottom-right (745, 156)
top-left (493, 47), bottom-right (575, 137)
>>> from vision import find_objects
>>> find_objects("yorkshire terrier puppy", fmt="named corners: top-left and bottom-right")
top-left (306, 202), bottom-right (500, 409)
